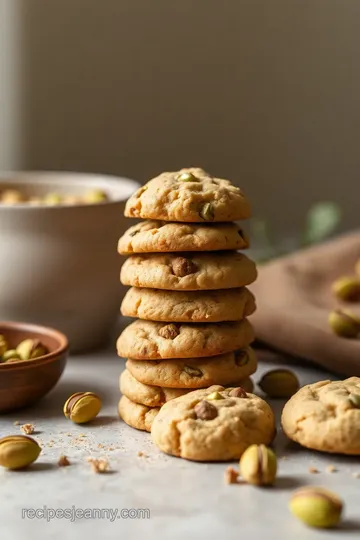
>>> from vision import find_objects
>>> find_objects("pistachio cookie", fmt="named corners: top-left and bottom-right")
top-left (117, 319), bottom-right (254, 360)
top-left (118, 220), bottom-right (249, 254)
top-left (118, 395), bottom-right (159, 432)
top-left (126, 347), bottom-right (257, 388)
top-left (124, 167), bottom-right (251, 222)
top-left (120, 252), bottom-right (257, 291)
top-left (120, 369), bottom-right (254, 407)
top-left (281, 377), bottom-right (360, 454)
top-left (121, 287), bottom-right (256, 323)
top-left (151, 385), bottom-right (276, 461)
top-left (120, 369), bottom-right (192, 407)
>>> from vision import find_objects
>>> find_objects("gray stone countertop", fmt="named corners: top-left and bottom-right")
top-left (0, 338), bottom-right (359, 540)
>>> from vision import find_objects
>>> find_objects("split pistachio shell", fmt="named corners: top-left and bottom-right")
top-left (239, 444), bottom-right (277, 486)
top-left (16, 339), bottom-right (47, 361)
top-left (332, 276), bottom-right (360, 302)
top-left (83, 189), bottom-right (108, 203)
top-left (258, 369), bottom-right (299, 399)
top-left (328, 309), bottom-right (360, 338)
top-left (0, 435), bottom-right (41, 470)
top-left (2, 350), bottom-right (21, 362)
top-left (63, 392), bottom-right (102, 424)
top-left (289, 487), bottom-right (343, 528)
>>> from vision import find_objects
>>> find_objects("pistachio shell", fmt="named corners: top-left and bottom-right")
top-left (239, 444), bottom-right (277, 486)
top-left (0, 435), bottom-right (41, 469)
top-left (63, 392), bottom-right (102, 424)
top-left (258, 369), bottom-right (299, 399)
top-left (16, 339), bottom-right (47, 361)
top-left (328, 309), bottom-right (360, 338)
top-left (332, 276), bottom-right (360, 302)
top-left (83, 189), bottom-right (108, 203)
top-left (2, 350), bottom-right (21, 362)
top-left (289, 487), bottom-right (343, 528)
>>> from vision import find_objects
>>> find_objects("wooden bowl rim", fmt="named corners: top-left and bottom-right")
top-left (0, 321), bottom-right (69, 370)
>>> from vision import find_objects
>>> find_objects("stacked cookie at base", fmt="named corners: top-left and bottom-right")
top-left (116, 167), bottom-right (258, 432)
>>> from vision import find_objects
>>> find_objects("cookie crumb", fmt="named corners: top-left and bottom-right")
top-left (308, 467), bottom-right (319, 474)
top-left (13, 421), bottom-right (20, 426)
top-left (88, 458), bottom-right (109, 474)
top-left (97, 443), bottom-right (104, 449)
top-left (21, 423), bottom-right (34, 435)
top-left (224, 466), bottom-right (239, 484)
top-left (326, 465), bottom-right (337, 473)
top-left (352, 472), bottom-right (360, 479)
top-left (58, 455), bottom-right (70, 467)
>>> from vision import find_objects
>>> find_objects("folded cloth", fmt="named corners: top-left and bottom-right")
top-left (250, 231), bottom-right (360, 377)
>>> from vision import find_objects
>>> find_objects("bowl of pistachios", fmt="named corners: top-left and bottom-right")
top-left (0, 171), bottom-right (139, 351)
top-left (0, 321), bottom-right (68, 412)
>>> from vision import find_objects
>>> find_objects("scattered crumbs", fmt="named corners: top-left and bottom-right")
top-left (137, 451), bottom-right (148, 458)
top-left (326, 465), bottom-right (337, 473)
top-left (88, 458), bottom-right (110, 474)
top-left (58, 455), bottom-right (70, 467)
top-left (13, 421), bottom-right (20, 426)
top-left (309, 467), bottom-right (319, 474)
top-left (224, 467), bottom-right (239, 485)
top-left (352, 472), bottom-right (360, 479)
top-left (21, 423), bottom-right (34, 435)
top-left (97, 443), bottom-right (104, 449)
top-left (79, 434), bottom-right (86, 438)
top-left (66, 433), bottom-right (72, 437)
top-left (49, 439), bottom-right (55, 443)
top-left (108, 447), bottom-right (114, 452)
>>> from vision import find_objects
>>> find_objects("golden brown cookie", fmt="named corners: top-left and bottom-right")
top-left (124, 167), bottom-right (251, 222)
top-left (120, 369), bottom-right (192, 407)
top-left (118, 395), bottom-right (159, 432)
top-left (117, 319), bottom-right (254, 360)
top-left (120, 368), bottom-right (254, 407)
top-left (120, 252), bottom-right (257, 291)
top-left (120, 287), bottom-right (256, 323)
top-left (151, 385), bottom-right (276, 461)
top-left (281, 377), bottom-right (360, 455)
top-left (118, 220), bottom-right (249, 254)
top-left (126, 347), bottom-right (257, 388)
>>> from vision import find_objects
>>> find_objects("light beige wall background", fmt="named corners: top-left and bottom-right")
top-left (2, 0), bottom-right (360, 235)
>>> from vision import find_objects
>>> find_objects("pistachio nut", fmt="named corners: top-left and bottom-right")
top-left (2, 350), bottom-right (21, 362)
top-left (177, 172), bottom-right (198, 182)
top-left (43, 193), bottom-right (62, 205)
top-left (0, 435), bottom-right (41, 469)
top-left (328, 309), bottom-right (360, 338)
top-left (206, 391), bottom-right (223, 400)
top-left (289, 487), bottom-right (343, 528)
top-left (239, 444), bottom-right (277, 486)
top-left (332, 276), bottom-right (360, 302)
top-left (199, 202), bottom-right (215, 221)
top-left (258, 369), bottom-right (299, 399)
top-left (0, 334), bottom-right (8, 357)
top-left (63, 392), bottom-right (102, 424)
top-left (83, 189), bottom-right (108, 203)
top-left (16, 339), bottom-right (48, 361)
top-left (349, 393), bottom-right (360, 408)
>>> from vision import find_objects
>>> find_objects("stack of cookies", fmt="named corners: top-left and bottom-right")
top-left (117, 168), bottom-right (258, 432)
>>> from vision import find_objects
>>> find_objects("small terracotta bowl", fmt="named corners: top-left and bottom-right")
top-left (0, 321), bottom-right (69, 413)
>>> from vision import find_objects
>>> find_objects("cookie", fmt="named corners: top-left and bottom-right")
top-left (124, 167), bottom-right (251, 222)
top-left (118, 220), bottom-right (249, 254)
top-left (120, 368), bottom-right (254, 407)
top-left (281, 377), bottom-right (360, 455)
top-left (120, 252), bottom-right (257, 291)
top-left (121, 287), bottom-right (256, 323)
top-left (356, 259), bottom-right (360, 277)
top-left (117, 319), bottom-right (254, 360)
top-left (118, 395), bottom-right (159, 432)
top-left (151, 385), bottom-right (276, 461)
top-left (126, 347), bottom-right (257, 388)
top-left (120, 369), bottom-right (192, 407)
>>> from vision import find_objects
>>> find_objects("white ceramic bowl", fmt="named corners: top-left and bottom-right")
top-left (0, 171), bottom-right (139, 351)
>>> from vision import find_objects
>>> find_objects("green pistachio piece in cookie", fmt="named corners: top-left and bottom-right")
top-left (177, 172), bottom-right (198, 182)
top-left (183, 365), bottom-right (203, 377)
top-left (349, 393), bottom-right (360, 408)
top-left (199, 202), bottom-right (215, 221)
top-left (207, 391), bottom-right (223, 400)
